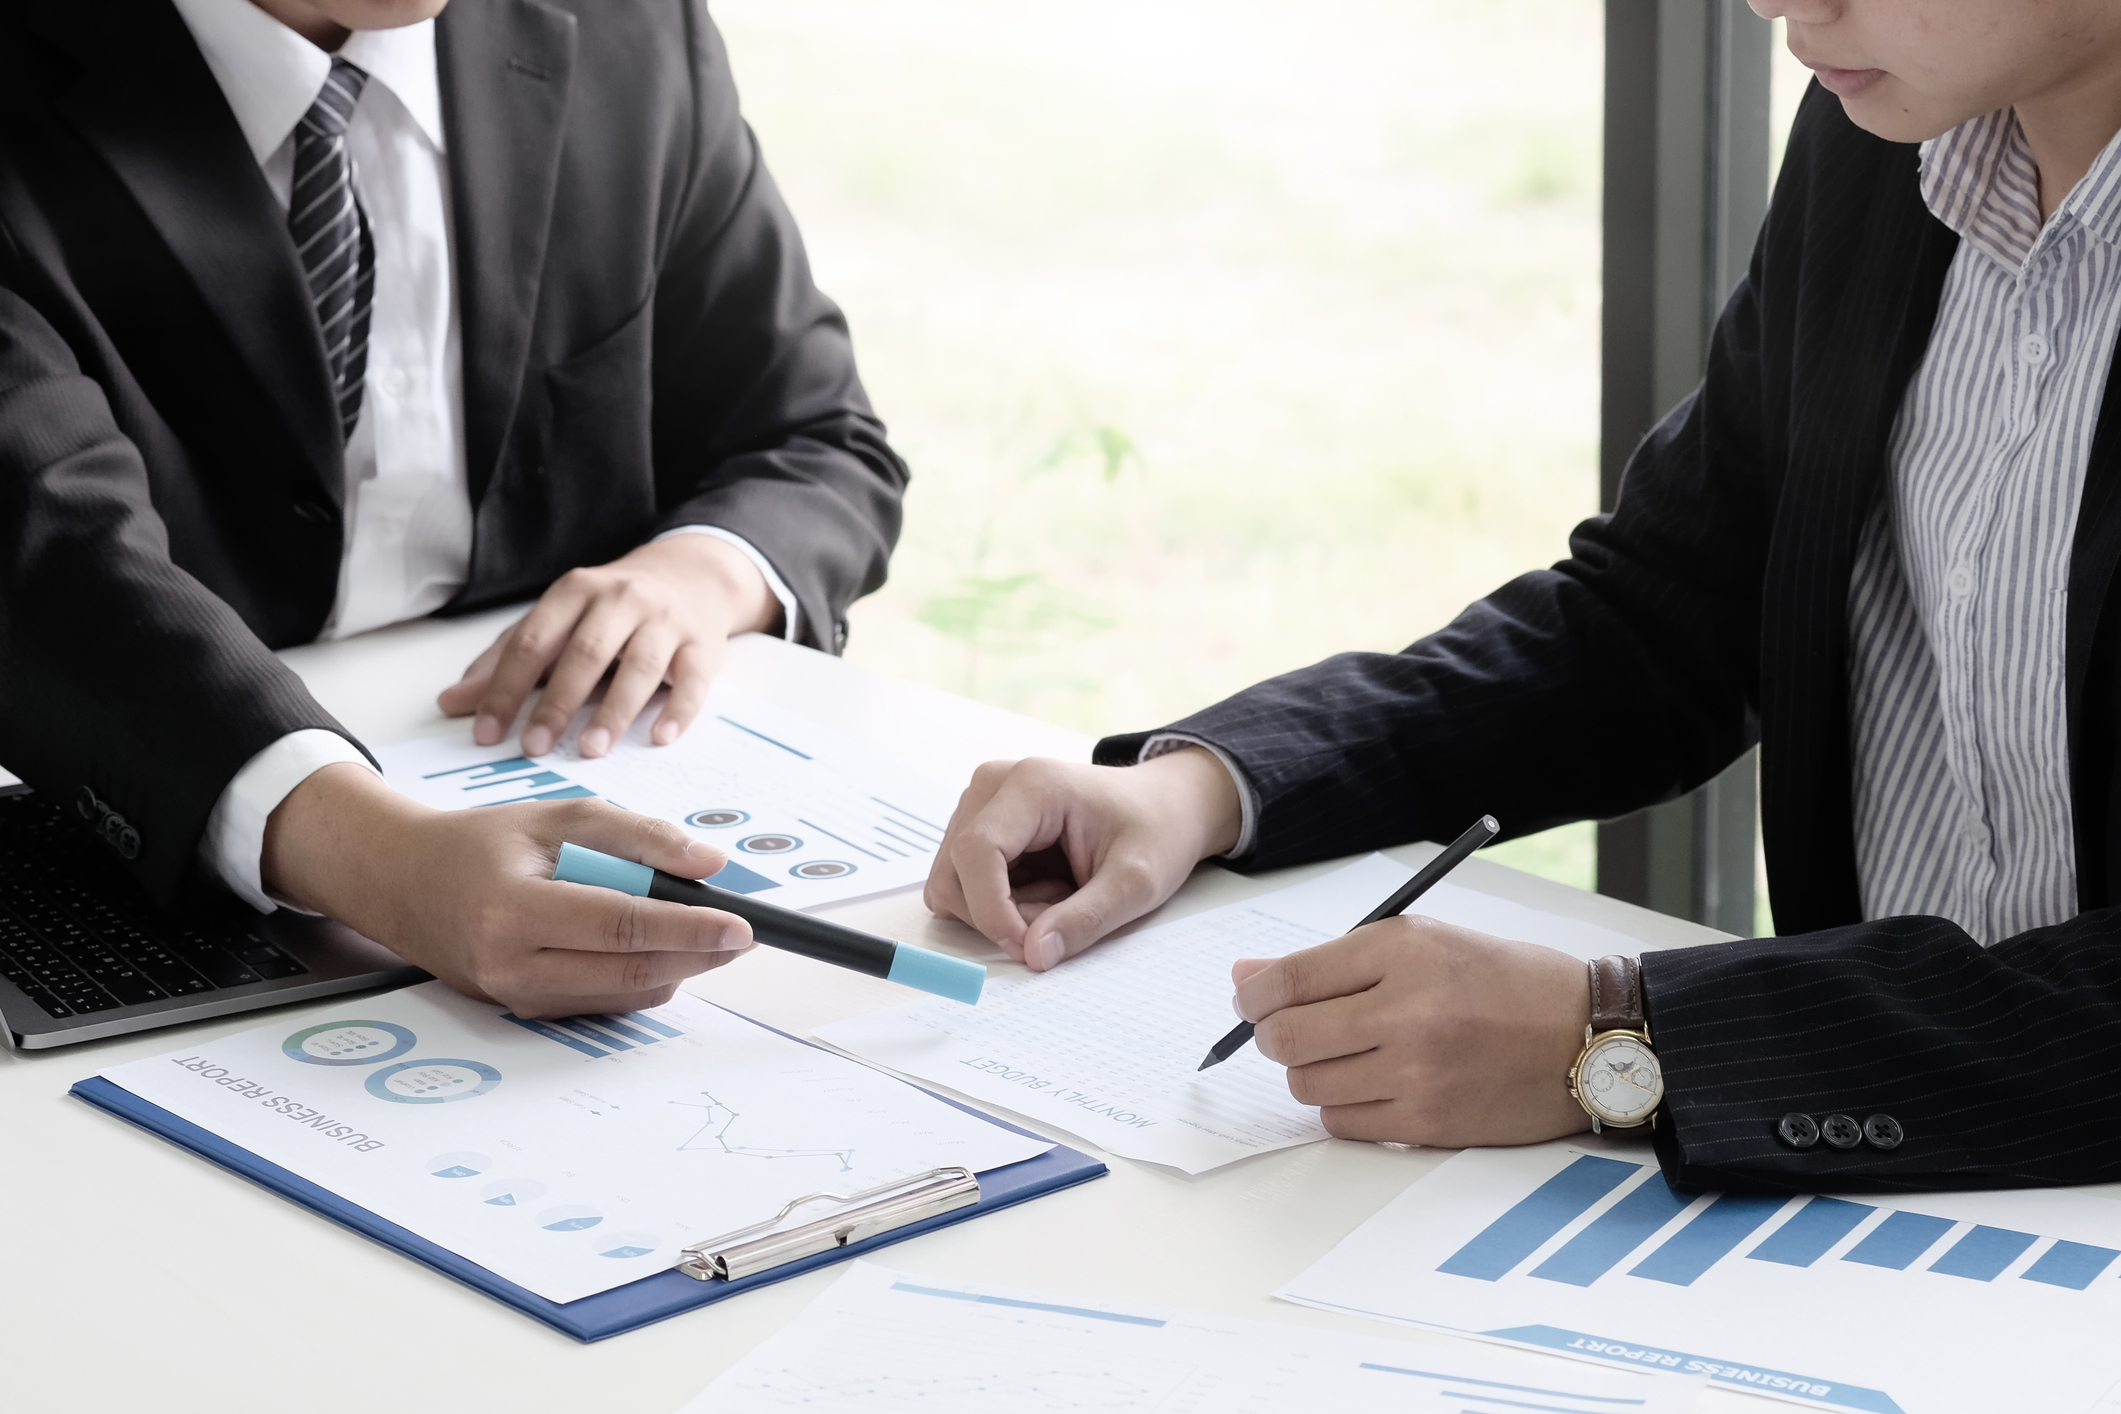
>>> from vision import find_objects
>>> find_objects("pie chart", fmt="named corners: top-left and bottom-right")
top-left (598, 1232), bottom-right (659, 1259)
top-left (537, 1205), bottom-right (604, 1232)
top-left (479, 1178), bottom-right (546, 1207)
top-left (425, 1151), bottom-right (490, 1178)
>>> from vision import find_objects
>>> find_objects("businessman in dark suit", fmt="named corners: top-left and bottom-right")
top-left (0, 0), bottom-right (906, 1013)
top-left (927, 0), bottom-right (2121, 1193)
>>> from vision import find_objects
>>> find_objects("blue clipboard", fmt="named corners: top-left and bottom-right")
top-left (70, 1009), bottom-right (1107, 1342)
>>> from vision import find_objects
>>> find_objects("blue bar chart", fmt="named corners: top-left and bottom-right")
top-left (1435, 1155), bottom-right (2121, 1294)
top-left (1280, 1145), bottom-right (2121, 1414)
top-left (503, 1009), bottom-right (688, 1060)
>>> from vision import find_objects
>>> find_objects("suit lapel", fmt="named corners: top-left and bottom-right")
top-left (436, 0), bottom-right (577, 507)
top-left (36, 0), bottom-right (344, 506)
top-left (2063, 347), bottom-right (2121, 908)
top-left (1758, 130), bottom-right (1960, 935)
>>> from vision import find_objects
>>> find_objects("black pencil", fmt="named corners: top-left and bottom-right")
top-left (1196, 815), bottom-right (1501, 1071)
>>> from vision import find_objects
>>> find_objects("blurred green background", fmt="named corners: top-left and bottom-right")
top-left (716, 1), bottom-right (1810, 907)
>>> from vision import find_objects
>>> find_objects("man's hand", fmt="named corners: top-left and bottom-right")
top-left (262, 763), bottom-right (754, 1017)
top-left (1234, 917), bottom-right (1594, 1147)
top-left (925, 749), bottom-right (1243, 971)
top-left (438, 533), bottom-right (782, 760)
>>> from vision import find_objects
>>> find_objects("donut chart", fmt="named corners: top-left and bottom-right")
top-left (365, 1058), bottom-right (503, 1104)
top-left (283, 1021), bottom-right (417, 1066)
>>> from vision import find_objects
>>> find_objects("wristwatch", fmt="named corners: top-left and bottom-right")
top-left (1567, 955), bottom-right (1664, 1133)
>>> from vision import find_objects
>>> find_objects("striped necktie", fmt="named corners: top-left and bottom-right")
top-left (289, 58), bottom-right (373, 444)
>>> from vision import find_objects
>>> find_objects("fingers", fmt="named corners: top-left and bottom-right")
top-left (1254, 991), bottom-right (1378, 1068)
top-left (923, 761), bottom-right (1016, 926)
top-left (1235, 928), bottom-right (1398, 1022)
top-left (1318, 1098), bottom-right (1423, 1144)
top-left (438, 626), bottom-right (515, 731)
top-left (503, 943), bottom-right (754, 1020)
top-left (1018, 850), bottom-right (1167, 971)
top-left (522, 596), bottom-right (638, 757)
top-left (650, 639), bottom-right (723, 747)
top-left (933, 762), bottom-right (1055, 956)
top-left (580, 622), bottom-right (679, 757)
top-left (477, 582), bottom-right (591, 753)
top-left (561, 802), bottom-right (730, 881)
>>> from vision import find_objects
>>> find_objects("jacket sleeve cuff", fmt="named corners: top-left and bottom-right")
top-left (654, 525), bottom-right (801, 643)
top-left (1138, 733), bottom-right (1259, 859)
top-left (199, 729), bottom-right (377, 914)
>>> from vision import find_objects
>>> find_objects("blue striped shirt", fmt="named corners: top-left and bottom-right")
top-left (1848, 110), bottom-right (2121, 944)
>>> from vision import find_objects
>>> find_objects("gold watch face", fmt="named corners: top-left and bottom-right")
top-left (1578, 1033), bottom-right (1662, 1126)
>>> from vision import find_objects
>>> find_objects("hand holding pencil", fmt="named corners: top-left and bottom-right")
top-left (1209, 815), bottom-right (1600, 1150)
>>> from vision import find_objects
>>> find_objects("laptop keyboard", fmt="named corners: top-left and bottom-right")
top-left (0, 793), bottom-right (307, 1019)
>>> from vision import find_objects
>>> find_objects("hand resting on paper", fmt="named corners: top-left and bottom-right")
top-left (1232, 918), bottom-right (1593, 1147)
top-left (923, 749), bottom-right (1243, 970)
top-left (261, 763), bottom-right (755, 1017)
top-left (437, 532), bottom-right (783, 761)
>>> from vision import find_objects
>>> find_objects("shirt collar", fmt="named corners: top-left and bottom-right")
top-left (1919, 107), bottom-right (2121, 268)
top-left (169, 0), bottom-right (445, 163)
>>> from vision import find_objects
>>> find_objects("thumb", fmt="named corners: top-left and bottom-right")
top-left (1020, 856), bottom-right (1171, 972)
top-left (1231, 957), bottom-right (1273, 985)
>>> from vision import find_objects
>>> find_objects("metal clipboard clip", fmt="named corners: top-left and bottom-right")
top-left (676, 1166), bottom-right (981, 1282)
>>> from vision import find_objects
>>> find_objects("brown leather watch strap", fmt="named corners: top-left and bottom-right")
top-left (1588, 954), bottom-right (1644, 1032)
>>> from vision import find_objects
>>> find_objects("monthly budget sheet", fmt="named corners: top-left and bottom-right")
top-left (683, 1260), bottom-right (1702, 1413)
top-left (93, 982), bottom-right (1051, 1303)
top-left (1278, 1143), bottom-right (2121, 1414)
top-left (378, 683), bottom-right (955, 909)
top-left (817, 853), bottom-right (1647, 1173)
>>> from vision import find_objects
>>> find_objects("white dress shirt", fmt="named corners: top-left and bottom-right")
top-left (171, 0), bottom-right (797, 911)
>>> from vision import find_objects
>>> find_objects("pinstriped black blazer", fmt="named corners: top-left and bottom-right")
top-left (1098, 84), bottom-right (2121, 1193)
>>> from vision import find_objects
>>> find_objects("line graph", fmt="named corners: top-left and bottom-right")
top-left (669, 1091), bottom-right (858, 1170)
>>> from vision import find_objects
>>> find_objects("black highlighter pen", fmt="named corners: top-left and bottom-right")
top-left (1196, 814), bottom-right (1501, 1070)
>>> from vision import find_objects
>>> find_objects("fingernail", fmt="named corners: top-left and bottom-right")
top-left (1028, 933), bottom-right (1063, 970)
top-left (722, 927), bottom-right (754, 952)
top-left (580, 728), bottom-right (611, 757)
top-left (652, 721), bottom-right (677, 745)
top-left (522, 725), bottom-right (552, 756)
top-left (474, 714), bottom-right (502, 745)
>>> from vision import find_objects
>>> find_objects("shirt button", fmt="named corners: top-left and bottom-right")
top-left (2020, 332), bottom-right (2051, 365)
top-left (379, 367), bottom-right (413, 398)
top-left (1946, 565), bottom-right (1975, 598)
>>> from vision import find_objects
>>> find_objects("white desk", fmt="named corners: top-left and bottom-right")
top-left (0, 612), bottom-right (1736, 1412)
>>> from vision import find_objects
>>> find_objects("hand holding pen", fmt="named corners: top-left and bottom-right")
top-left (1199, 815), bottom-right (1500, 1069)
top-left (1200, 814), bottom-right (1601, 1148)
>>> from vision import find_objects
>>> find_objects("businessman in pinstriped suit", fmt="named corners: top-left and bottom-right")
top-left (926, 0), bottom-right (2121, 1195)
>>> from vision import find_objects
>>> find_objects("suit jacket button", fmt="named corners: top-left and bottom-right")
top-left (1777, 1112), bottom-right (1819, 1149)
top-left (1863, 1113), bottom-right (1903, 1150)
top-left (76, 785), bottom-right (99, 819)
top-left (833, 619), bottom-right (849, 651)
top-left (1820, 1113), bottom-right (1863, 1149)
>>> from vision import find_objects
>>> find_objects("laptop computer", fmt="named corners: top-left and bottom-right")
top-left (0, 785), bottom-right (424, 1050)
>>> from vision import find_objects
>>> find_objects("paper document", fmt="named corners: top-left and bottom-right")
top-left (95, 982), bottom-right (1050, 1303)
top-left (378, 684), bottom-right (954, 909)
top-left (818, 853), bottom-right (1649, 1173)
top-left (683, 1260), bottom-right (1702, 1413)
top-left (1278, 1144), bottom-right (2121, 1414)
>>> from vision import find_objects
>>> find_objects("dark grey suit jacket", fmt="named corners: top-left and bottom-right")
top-left (1101, 84), bottom-right (2121, 1194)
top-left (0, 0), bottom-right (908, 899)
